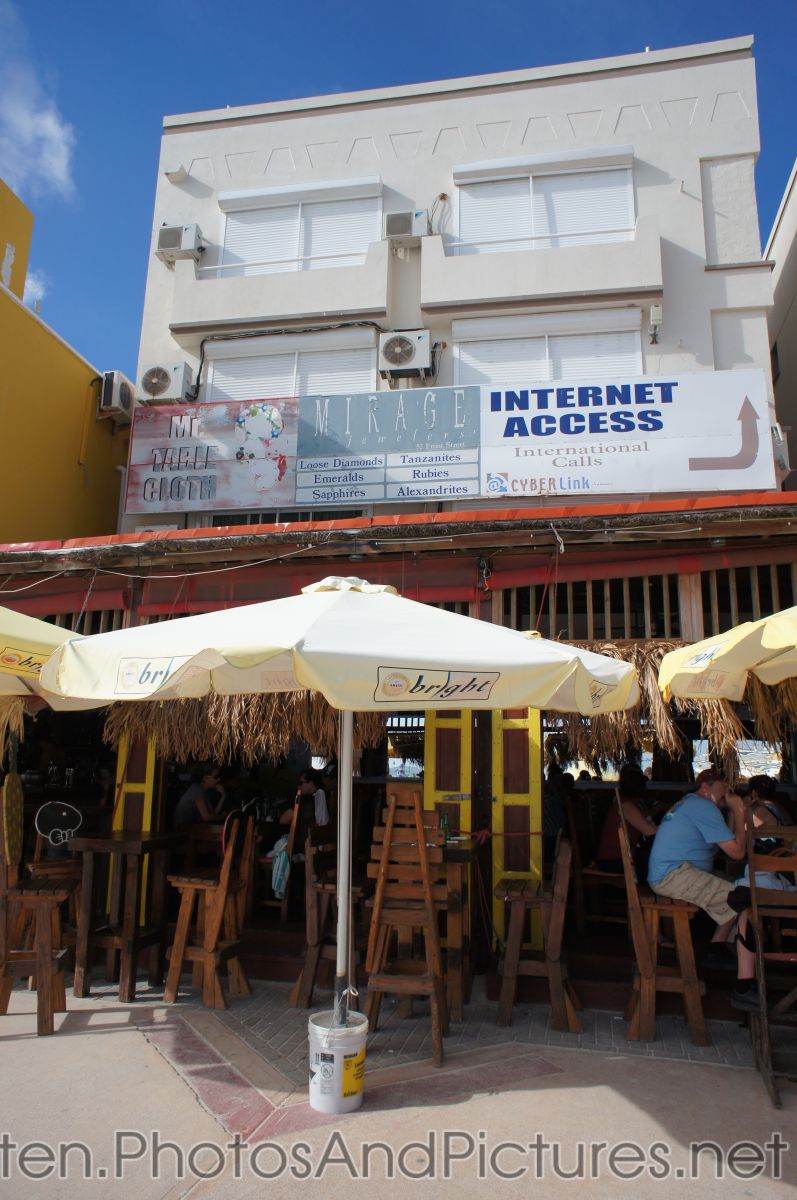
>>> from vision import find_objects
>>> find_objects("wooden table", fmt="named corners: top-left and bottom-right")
top-left (68, 831), bottom-right (179, 1002)
top-left (441, 837), bottom-right (477, 1022)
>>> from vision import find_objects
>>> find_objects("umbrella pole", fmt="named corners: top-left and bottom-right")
top-left (334, 709), bottom-right (354, 1025)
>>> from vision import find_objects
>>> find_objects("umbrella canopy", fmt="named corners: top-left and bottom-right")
top-left (41, 577), bottom-right (638, 714)
top-left (0, 605), bottom-right (77, 697)
top-left (41, 575), bottom-right (638, 1023)
top-left (658, 606), bottom-right (797, 702)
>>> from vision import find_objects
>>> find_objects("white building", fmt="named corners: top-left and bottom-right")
top-left (124, 34), bottom-right (780, 536)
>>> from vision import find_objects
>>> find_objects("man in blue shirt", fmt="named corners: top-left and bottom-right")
top-left (648, 768), bottom-right (746, 964)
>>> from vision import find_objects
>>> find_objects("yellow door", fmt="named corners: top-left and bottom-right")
top-left (423, 709), bottom-right (473, 833)
top-left (491, 708), bottom-right (543, 942)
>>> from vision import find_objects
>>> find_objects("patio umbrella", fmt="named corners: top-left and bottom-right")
top-left (41, 576), bottom-right (639, 1019)
top-left (658, 606), bottom-right (797, 702)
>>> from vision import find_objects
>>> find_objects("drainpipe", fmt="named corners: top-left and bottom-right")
top-left (115, 465), bottom-right (127, 533)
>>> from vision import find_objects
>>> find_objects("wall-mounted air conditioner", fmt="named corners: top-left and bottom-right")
top-left (138, 361), bottom-right (194, 404)
top-left (383, 209), bottom-right (429, 246)
top-left (378, 330), bottom-right (432, 378)
top-left (155, 223), bottom-right (205, 264)
top-left (98, 370), bottom-right (137, 423)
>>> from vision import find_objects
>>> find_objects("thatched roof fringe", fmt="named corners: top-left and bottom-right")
top-left (102, 693), bottom-right (386, 766)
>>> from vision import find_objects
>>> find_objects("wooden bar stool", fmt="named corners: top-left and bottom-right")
top-left (617, 805), bottom-right (707, 1046)
top-left (0, 775), bottom-right (74, 1036)
top-left (164, 817), bottom-right (251, 1009)
top-left (364, 789), bottom-right (449, 1066)
top-left (494, 836), bottom-right (582, 1032)
top-left (289, 827), bottom-right (367, 1009)
top-left (740, 821), bottom-right (797, 1107)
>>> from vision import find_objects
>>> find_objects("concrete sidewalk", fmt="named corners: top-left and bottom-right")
top-left (2, 979), bottom-right (796, 1199)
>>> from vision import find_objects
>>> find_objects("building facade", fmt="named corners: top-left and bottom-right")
top-left (1, 39), bottom-right (795, 907)
top-left (0, 181), bottom-right (130, 543)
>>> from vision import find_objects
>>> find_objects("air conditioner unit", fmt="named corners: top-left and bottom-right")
top-left (378, 330), bottom-right (432, 378)
top-left (138, 361), bottom-right (194, 404)
top-left (383, 209), bottom-right (429, 246)
top-left (98, 370), bottom-right (136, 423)
top-left (155, 224), bottom-right (205, 264)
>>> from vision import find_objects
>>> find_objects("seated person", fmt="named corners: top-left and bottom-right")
top-left (730, 781), bottom-right (795, 1010)
top-left (594, 763), bottom-right (657, 873)
top-left (542, 764), bottom-right (569, 867)
top-left (745, 774), bottom-right (791, 829)
top-left (280, 768), bottom-right (330, 830)
top-left (647, 768), bottom-right (746, 966)
top-left (173, 764), bottom-right (225, 830)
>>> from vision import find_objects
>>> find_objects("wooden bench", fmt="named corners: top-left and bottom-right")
top-left (494, 836), bottom-right (582, 1032)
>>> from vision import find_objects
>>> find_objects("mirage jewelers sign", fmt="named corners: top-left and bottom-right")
top-left (124, 369), bottom-right (774, 515)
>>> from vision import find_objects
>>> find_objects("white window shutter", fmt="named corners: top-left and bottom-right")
top-left (549, 330), bottom-right (642, 379)
top-left (207, 353), bottom-right (297, 402)
top-left (222, 206), bottom-right (300, 275)
top-left (299, 196), bottom-right (381, 270)
top-left (532, 168), bottom-right (634, 248)
top-left (457, 179), bottom-right (533, 255)
top-left (455, 337), bottom-right (549, 386)
top-left (297, 347), bottom-right (376, 393)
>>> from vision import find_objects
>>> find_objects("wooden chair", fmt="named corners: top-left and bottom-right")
top-left (562, 789), bottom-right (626, 935)
top-left (364, 788), bottom-right (449, 1066)
top-left (289, 827), bottom-right (367, 1009)
top-left (617, 799), bottom-right (707, 1045)
top-left (742, 821), bottom-right (797, 1108)
top-left (0, 775), bottom-right (74, 1036)
top-left (494, 836), bottom-right (582, 1032)
top-left (164, 816), bottom-right (251, 1009)
top-left (26, 829), bottom-right (82, 930)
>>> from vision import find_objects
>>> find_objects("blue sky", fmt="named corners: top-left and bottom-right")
top-left (1, 0), bottom-right (794, 379)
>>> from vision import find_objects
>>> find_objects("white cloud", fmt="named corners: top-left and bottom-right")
top-left (0, 1), bottom-right (75, 201)
top-left (23, 266), bottom-right (48, 309)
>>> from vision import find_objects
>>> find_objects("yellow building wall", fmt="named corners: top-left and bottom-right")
top-left (0, 181), bottom-right (33, 300)
top-left (0, 286), bottom-right (130, 541)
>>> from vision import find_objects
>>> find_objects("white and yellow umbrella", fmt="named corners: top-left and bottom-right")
top-left (658, 605), bottom-right (797, 701)
top-left (41, 576), bottom-right (639, 1019)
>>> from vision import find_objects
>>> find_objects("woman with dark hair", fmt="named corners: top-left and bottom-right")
top-left (173, 763), bottom-right (225, 829)
top-left (594, 763), bottom-right (657, 873)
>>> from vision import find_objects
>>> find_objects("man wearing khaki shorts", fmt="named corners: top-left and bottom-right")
top-left (647, 769), bottom-right (746, 966)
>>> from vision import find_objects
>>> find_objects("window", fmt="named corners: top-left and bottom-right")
top-left (220, 195), bottom-right (382, 276)
top-left (771, 341), bottom-right (780, 383)
top-left (211, 509), bottom-right (364, 526)
top-left (453, 311), bottom-right (643, 385)
top-left (454, 167), bottom-right (634, 256)
top-left (205, 331), bottom-right (377, 403)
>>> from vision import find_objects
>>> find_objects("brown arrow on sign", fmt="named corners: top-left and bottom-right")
top-left (688, 397), bottom-right (759, 471)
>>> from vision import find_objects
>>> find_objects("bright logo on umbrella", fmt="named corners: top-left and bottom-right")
top-left (375, 667), bottom-right (499, 703)
top-left (0, 646), bottom-right (45, 677)
top-left (115, 655), bottom-right (190, 694)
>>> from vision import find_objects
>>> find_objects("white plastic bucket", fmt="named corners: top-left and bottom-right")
top-left (308, 1010), bottom-right (369, 1114)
